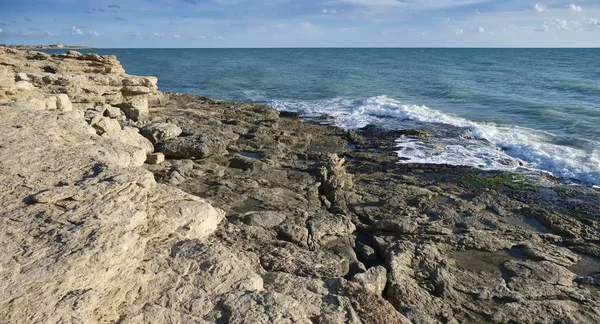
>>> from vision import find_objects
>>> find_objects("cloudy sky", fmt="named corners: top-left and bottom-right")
top-left (1, 0), bottom-right (599, 47)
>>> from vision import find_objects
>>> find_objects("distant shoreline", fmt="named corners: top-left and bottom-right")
top-left (3, 45), bottom-right (93, 50)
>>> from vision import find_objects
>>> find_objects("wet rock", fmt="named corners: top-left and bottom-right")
top-left (503, 260), bottom-right (577, 287)
top-left (229, 154), bottom-right (265, 171)
top-left (521, 243), bottom-right (580, 267)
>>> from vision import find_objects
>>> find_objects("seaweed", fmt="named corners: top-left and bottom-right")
top-left (460, 173), bottom-right (533, 190)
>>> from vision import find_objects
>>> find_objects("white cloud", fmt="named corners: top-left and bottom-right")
top-left (419, 31), bottom-right (428, 36)
top-left (0, 28), bottom-right (2, 34)
top-left (71, 25), bottom-right (83, 35)
top-left (152, 33), bottom-right (164, 37)
top-left (554, 19), bottom-right (569, 31)
top-left (322, 9), bottom-right (338, 15)
top-left (584, 18), bottom-right (600, 27)
top-left (471, 26), bottom-right (485, 33)
top-left (455, 28), bottom-right (463, 35)
top-left (196, 35), bottom-right (207, 39)
top-left (567, 4), bottom-right (582, 12)
top-left (172, 34), bottom-right (180, 38)
top-left (534, 3), bottom-right (548, 13)
top-left (88, 31), bottom-right (100, 36)
top-left (300, 22), bottom-right (319, 34)
top-left (534, 24), bottom-right (549, 32)
top-left (214, 36), bottom-right (223, 39)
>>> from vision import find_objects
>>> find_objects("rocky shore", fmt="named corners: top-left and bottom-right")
top-left (1, 47), bottom-right (599, 323)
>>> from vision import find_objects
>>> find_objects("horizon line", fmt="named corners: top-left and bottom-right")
top-left (35, 46), bottom-right (600, 50)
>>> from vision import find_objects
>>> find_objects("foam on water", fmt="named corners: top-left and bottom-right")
top-left (269, 95), bottom-right (600, 186)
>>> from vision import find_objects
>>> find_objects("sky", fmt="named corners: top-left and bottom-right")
top-left (1, 0), bottom-right (600, 47)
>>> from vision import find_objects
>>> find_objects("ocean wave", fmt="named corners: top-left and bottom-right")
top-left (269, 95), bottom-right (600, 186)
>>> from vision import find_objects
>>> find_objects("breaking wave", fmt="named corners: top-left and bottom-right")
top-left (269, 95), bottom-right (600, 186)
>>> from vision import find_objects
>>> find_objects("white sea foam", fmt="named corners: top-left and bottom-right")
top-left (269, 95), bottom-right (600, 186)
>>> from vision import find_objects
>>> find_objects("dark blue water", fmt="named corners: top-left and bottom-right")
top-left (44, 48), bottom-right (600, 185)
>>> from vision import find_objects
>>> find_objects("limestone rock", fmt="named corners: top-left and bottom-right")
top-left (44, 96), bottom-right (57, 110)
top-left (146, 152), bottom-right (165, 164)
top-left (15, 72), bottom-right (29, 81)
top-left (243, 211), bottom-right (286, 228)
top-left (274, 224), bottom-right (309, 247)
top-left (375, 218), bottom-right (418, 234)
top-left (93, 117), bottom-right (121, 135)
top-left (15, 80), bottom-right (34, 90)
top-left (56, 93), bottom-right (73, 112)
top-left (159, 134), bottom-right (230, 159)
top-left (222, 291), bottom-right (312, 324)
top-left (229, 154), bottom-right (265, 171)
top-left (0, 105), bottom-right (223, 323)
top-left (140, 122), bottom-right (182, 144)
top-left (351, 265), bottom-right (388, 296)
top-left (104, 105), bottom-right (123, 119)
top-left (503, 260), bottom-right (577, 287)
top-left (308, 212), bottom-right (356, 246)
top-left (521, 243), bottom-right (581, 267)
top-left (317, 153), bottom-right (355, 209)
top-left (119, 99), bottom-right (148, 121)
top-left (260, 243), bottom-right (349, 278)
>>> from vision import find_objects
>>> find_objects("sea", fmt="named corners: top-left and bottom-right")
top-left (43, 48), bottom-right (600, 186)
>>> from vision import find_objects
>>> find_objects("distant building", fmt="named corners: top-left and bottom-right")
top-left (49, 43), bottom-right (64, 48)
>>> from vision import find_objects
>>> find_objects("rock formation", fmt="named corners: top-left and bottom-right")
top-left (1, 46), bottom-right (599, 324)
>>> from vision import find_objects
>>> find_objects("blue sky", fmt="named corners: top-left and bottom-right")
top-left (1, 0), bottom-right (599, 47)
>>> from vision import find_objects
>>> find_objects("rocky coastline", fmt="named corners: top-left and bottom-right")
top-left (1, 47), bottom-right (599, 323)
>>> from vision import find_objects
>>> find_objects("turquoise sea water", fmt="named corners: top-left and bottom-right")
top-left (45, 48), bottom-right (600, 185)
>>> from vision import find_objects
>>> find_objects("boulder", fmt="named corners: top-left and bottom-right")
top-left (351, 266), bottom-right (387, 296)
top-left (85, 106), bottom-right (107, 125)
top-left (103, 105), bottom-right (123, 119)
top-left (140, 122), bottom-right (182, 144)
top-left (15, 81), bottom-right (34, 90)
top-left (243, 211), bottom-right (286, 228)
top-left (56, 93), bottom-right (72, 112)
top-left (145, 152), bottom-right (165, 165)
top-left (15, 72), bottom-right (29, 81)
top-left (119, 99), bottom-right (148, 121)
top-left (44, 96), bottom-right (57, 110)
top-left (122, 85), bottom-right (151, 96)
top-left (159, 134), bottom-right (229, 159)
top-left (93, 117), bottom-right (121, 135)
